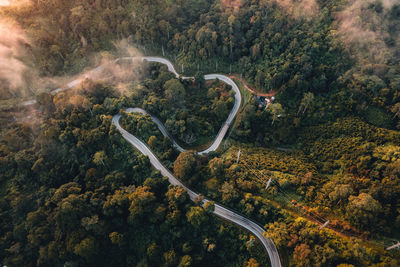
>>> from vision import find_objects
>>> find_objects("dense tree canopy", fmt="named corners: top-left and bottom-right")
top-left (0, 81), bottom-right (268, 266)
top-left (1, 0), bottom-right (400, 266)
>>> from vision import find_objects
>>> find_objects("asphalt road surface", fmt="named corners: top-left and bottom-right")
top-left (113, 114), bottom-right (281, 266)
top-left (19, 55), bottom-right (282, 267)
top-left (113, 57), bottom-right (282, 267)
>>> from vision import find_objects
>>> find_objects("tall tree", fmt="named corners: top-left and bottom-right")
top-left (265, 103), bottom-right (285, 125)
top-left (298, 92), bottom-right (314, 115)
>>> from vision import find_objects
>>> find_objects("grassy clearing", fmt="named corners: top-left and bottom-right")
top-left (233, 78), bottom-right (252, 109)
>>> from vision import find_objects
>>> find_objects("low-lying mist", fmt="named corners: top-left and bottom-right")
top-left (0, 18), bottom-right (36, 100)
top-left (0, 14), bottom-right (145, 103)
top-left (87, 39), bottom-right (145, 96)
top-left (335, 0), bottom-right (400, 65)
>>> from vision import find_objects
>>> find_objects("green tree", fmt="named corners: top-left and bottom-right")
top-left (128, 186), bottom-right (157, 221)
top-left (246, 258), bottom-right (260, 267)
top-left (109, 232), bottom-right (124, 246)
top-left (220, 181), bottom-right (239, 204)
top-left (346, 193), bottom-right (382, 229)
top-left (391, 102), bottom-right (400, 118)
top-left (264, 222), bottom-right (289, 249)
top-left (213, 99), bottom-right (229, 121)
top-left (73, 236), bottom-right (98, 260)
top-left (166, 186), bottom-right (189, 207)
top-left (93, 151), bottom-right (107, 166)
top-left (173, 151), bottom-right (197, 182)
top-left (265, 103), bottom-right (285, 125)
top-left (298, 92), bottom-right (314, 115)
top-left (207, 87), bottom-right (218, 99)
top-left (204, 201), bottom-right (215, 213)
top-left (147, 243), bottom-right (161, 265)
top-left (178, 255), bottom-right (192, 267)
top-left (293, 243), bottom-right (311, 266)
top-left (329, 184), bottom-right (353, 203)
top-left (148, 135), bottom-right (157, 148)
top-left (186, 206), bottom-right (207, 228)
top-left (194, 71), bottom-right (205, 88)
top-left (164, 79), bottom-right (185, 105)
top-left (163, 250), bottom-right (178, 267)
top-left (208, 157), bottom-right (224, 177)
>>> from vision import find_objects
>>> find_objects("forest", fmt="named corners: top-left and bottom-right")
top-left (1, 0), bottom-right (400, 266)
top-left (122, 63), bottom-right (234, 148)
top-left (0, 81), bottom-right (267, 266)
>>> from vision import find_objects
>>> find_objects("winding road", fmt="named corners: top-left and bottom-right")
top-left (113, 57), bottom-right (281, 267)
top-left (20, 56), bottom-right (281, 267)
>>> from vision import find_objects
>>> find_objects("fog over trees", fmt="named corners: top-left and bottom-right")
top-left (1, 0), bottom-right (400, 266)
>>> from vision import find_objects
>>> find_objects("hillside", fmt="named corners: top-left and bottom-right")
top-left (1, 0), bottom-right (400, 266)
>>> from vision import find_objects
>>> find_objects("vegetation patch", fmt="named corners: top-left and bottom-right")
top-left (132, 63), bottom-right (234, 147)
top-left (364, 106), bottom-right (393, 128)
